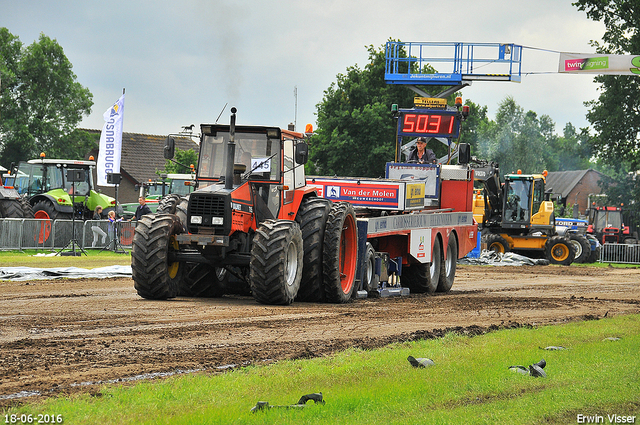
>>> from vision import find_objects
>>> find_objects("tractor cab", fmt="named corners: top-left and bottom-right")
top-left (587, 205), bottom-right (629, 244)
top-left (10, 158), bottom-right (117, 220)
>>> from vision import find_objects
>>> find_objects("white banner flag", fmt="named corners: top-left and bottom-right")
top-left (559, 53), bottom-right (640, 75)
top-left (97, 94), bottom-right (125, 186)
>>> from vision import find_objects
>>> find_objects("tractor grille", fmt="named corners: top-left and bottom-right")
top-left (188, 193), bottom-right (230, 234)
top-left (190, 195), bottom-right (226, 217)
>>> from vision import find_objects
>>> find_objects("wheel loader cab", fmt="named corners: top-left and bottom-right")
top-left (502, 174), bottom-right (554, 234)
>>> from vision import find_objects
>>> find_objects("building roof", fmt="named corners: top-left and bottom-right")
top-left (85, 129), bottom-right (198, 184)
top-left (545, 169), bottom-right (604, 198)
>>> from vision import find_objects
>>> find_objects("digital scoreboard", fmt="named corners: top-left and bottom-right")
top-left (397, 109), bottom-right (461, 138)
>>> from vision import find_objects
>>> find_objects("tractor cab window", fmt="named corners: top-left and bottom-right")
top-left (532, 179), bottom-right (544, 215)
top-left (13, 165), bottom-right (33, 195)
top-left (594, 210), bottom-right (622, 229)
top-left (198, 131), bottom-right (281, 182)
top-left (46, 165), bottom-right (63, 191)
top-left (169, 179), bottom-right (193, 196)
top-left (504, 179), bottom-right (531, 223)
top-left (63, 167), bottom-right (91, 196)
top-left (28, 164), bottom-right (44, 195)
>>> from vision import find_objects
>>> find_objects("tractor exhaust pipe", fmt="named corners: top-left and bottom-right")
top-left (225, 107), bottom-right (237, 190)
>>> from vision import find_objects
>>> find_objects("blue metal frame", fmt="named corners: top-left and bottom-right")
top-left (385, 41), bottom-right (523, 85)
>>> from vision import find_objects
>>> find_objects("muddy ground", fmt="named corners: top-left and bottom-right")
top-left (1, 264), bottom-right (639, 407)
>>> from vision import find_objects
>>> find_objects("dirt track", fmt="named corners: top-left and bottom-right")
top-left (1, 264), bottom-right (639, 407)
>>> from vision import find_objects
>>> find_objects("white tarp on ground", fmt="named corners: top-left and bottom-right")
top-left (459, 251), bottom-right (549, 266)
top-left (0, 265), bottom-right (132, 281)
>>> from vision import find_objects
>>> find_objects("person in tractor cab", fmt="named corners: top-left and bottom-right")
top-left (408, 137), bottom-right (436, 164)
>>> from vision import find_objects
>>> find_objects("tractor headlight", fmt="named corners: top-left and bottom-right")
top-left (211, 217), bottom-right (224, 225)
top-left (191, 215), bottom-right (203, 224)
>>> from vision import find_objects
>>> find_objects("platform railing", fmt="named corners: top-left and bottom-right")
top-left (385, 41), bottom-right (523, 85)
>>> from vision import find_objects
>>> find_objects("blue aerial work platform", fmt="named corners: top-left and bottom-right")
top-left (385, 42), bottom-right (523, 90)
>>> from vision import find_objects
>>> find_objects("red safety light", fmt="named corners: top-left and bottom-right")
top-left (517, 169), bottom-right (522, 174)
top-left (305, 123), bottom-right (314, 134)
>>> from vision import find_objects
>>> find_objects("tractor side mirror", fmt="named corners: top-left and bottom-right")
top-left (295, 142), bottom-right (309, 165)
top-left (458, 143), bottom-right (471, 165)
top-left (164, 136), bottom-right (175, 159)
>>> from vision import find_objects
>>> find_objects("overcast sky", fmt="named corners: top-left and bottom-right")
top-left (2, 0), bottom-right (605, 138)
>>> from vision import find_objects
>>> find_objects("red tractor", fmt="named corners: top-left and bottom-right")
top-left (586, 204), bottom-right (638, 245)
top-left (131, 107), bottom-right (477, 304)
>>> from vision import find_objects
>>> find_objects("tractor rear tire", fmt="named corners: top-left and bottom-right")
top-left (545, 235), bottom-right (575, 266)
top-left (322, 202), bottom-right (358, 303)
top-left (402, 237), bottom-right (442, 294)
top-left (295, 197), bottom-right (333, 302)
top-left (179, 264), bottom-right (226, 297)
top-left (132, 214), bottom-right (185, 299)
top-left (485, 234), bottom-right (510, 253)
top-left (0, 198), bottom-right (32, 218)
top-left (250, 219), bottom-right (303, 305)
top-left (33, 199), bottom-right (72, 220)
top-left (437, 234), bottom-right (457, 293)
top-left (568, 234), bottom-right (590, 263)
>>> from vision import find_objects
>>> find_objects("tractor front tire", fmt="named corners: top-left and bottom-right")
top-left (322, 202), bottom-right (358, 303)
top-left (295, 197), bottom-right (333, 302)
top-left (132, 214), bottom-right (185, 299)
top-left (545, 236), bottom-right (575, 266)
top-left (157, 194), bottom-right (183, 215)
top-left (568, 234), bottom-right (591, 263)
top-left (250, 219), bottom-right (303, 305)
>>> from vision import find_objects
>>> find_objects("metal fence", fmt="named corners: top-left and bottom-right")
top-left (599, 243), bottom-right (640, 265)
top-left (0, 218), bottom-right (135, 251)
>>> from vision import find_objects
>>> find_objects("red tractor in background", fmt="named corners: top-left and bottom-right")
top-left (586, 204), bottom-right (638, 245)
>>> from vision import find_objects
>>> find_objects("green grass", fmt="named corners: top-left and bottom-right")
top-left (3, 314), bottom-right (639, 424)
top-left (0, 249), bottom-right (131, 269)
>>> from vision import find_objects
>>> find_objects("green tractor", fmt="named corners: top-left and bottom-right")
top-left (121, 173), bottom-right (196, 219)
top-left (11, 158), bottom-right (118, 220)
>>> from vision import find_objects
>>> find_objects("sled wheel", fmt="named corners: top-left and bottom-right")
top-left (437, 234), bottom-right (457, 293)
top-left (250, 219), bottom-right (303, 305)
top-left (363, 242), bottom-right (379, 293)
top-left (132, 214), bottom-right (185, 299)
top-left (545, 236), bottom-right (575, 265)
top-left (295, 197), bottom-right (333, 302)
top-left (322, 202), bottom-right (358, 303)
top-left (403, 237), bottom-right (441, 294)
